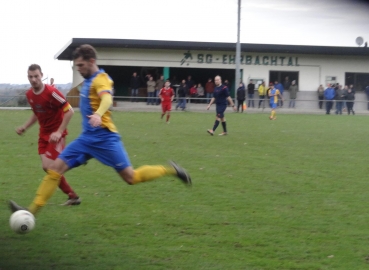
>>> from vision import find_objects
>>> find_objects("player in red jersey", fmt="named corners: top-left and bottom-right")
top-left (16, 64), bottom-right (81, 206)
top-left (159, 80), bottom-right (174, 123)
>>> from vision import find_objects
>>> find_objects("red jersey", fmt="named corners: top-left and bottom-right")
top-left (26, 84), bottom-right (71, 141)
top-left (159, 87), bottom-right (174, 103)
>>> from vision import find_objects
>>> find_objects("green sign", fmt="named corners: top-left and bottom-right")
top-left (180, 51), bottom-right (300, 66)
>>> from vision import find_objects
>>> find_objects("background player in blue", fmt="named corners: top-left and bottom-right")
top-left (9, 44), bottom-right (191, 216)
top-left (206, 75), bottom-right (236, 136)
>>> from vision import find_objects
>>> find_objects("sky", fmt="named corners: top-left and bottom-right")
top-left (1, 0), bottom-right (369, 84)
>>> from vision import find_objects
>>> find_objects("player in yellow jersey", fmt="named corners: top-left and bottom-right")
top-left (9, 44), bottom-right (191, 217)
top-left (268, 82), bottom-right (283, 120)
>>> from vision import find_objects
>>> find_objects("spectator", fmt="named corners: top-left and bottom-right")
top-left (205, 78), bottom-right (215, 103)
top-left (334, 84), bottom-right (344, 115)
top-left (236, 82), bottom-right (246, 112)
top-left (224, 79), bottom-right (230, 89)
top-left (365, 82), bottom-right (369, 110)
top-left (324, 84), bottom-right (335, 114)
top-left (258, 81), bottom-right (266, 108)
top-left (274, 80), bottom-right (284, 107)
top-left (130, 72), bottom-right (140, 102)
top-left (317, 84), bottom-right (324, 109)
top-left (189, 85), bottom-right (198, 102)
top-left (50, 78), bottom-right (55, 88)
top-left (247, 80), bottom-right (255, 108)
top-left (155, 75), bottom-right (164, 105)
top-left (345, 87), bottom-right (355, 115)
top-left (283, 76), bottom-right (291, 92)
top-left (176, 79), bottom-right (187, 111)
top-left (342, 85), bottom-right (348, 112)
top-left (288, 80), bottom-right (298, 108)
top-left (186, 75), bottom-right (194, 90)
top-left (146, 76), bottom-right (156, 105)
top-left (197, 83), bottom-right (205, 103)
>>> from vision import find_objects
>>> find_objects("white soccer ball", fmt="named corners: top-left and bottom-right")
top-left (9, 210), bottom-right (35, 234)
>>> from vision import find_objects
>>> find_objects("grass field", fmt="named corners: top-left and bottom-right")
top-left (1, 109), bottom-right (369, 270)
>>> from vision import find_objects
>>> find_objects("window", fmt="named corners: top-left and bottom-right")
top-left (345, 73), bottom-right (369, 91)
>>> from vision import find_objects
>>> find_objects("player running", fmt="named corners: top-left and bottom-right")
top-left (9, 44), bottom-right (191, 217)
top-left (159, 80), bottom-right (174, 123)
top-left (16, 64), bottom-right (81, 206)
top-left (206, 75), bottom-right (236, 136)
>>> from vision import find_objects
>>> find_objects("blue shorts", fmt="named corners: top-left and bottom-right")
top-left (216, 105), bottom-right (227, 118)
top-left (58, 128), bottom-right (131, 172)
top-left (270, 103), bottom-right (277, 109)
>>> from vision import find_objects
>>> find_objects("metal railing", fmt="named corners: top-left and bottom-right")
top-left (1, 95), bottom-right (369, 112)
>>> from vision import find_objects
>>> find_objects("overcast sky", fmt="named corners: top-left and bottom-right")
top-left (1, 0), bottom-right (368, 84)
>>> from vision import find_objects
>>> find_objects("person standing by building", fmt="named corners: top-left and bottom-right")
top-left (324, 84), bottom-right (335, 114)
top-left (176, 79), bottom-right (187, 111)
top-left (288, 80), bottom-right (298, 108)
top-left (268, 82), bottom-right (283, 120)
top-left (247, 80), bottom-right (255, 108)
top-left (130, 72), bottom-right (140, 102)
top-left (154, 75), bottom-right (165, 105)
top-left (206, 75), bottom-right (236, 136)
top-left (159, 80), bottom-right (175, 123)
top-left (345, 87), bottom-right (355, 115)
top-left (236, 82), bottom-right (246, 112)
top-left (283, 76), bottom-right (291, 93)
top-left (16, 64), bottom-right (81, 206)
top-left (146, 76), bottom-right (156, 105)
top-left (365, 83), bottom-right (369, 110)
top-left (9, 44), bottom-right (191, 216)
top-left (258, 81), bottom-right (266, 108)
top-left (334, 84), bottom-right (344, 115)
top-left (197, 83), bottom-right (205, 103)
top-left (317, 84), bottom-right (325, 109)
top-left (205, 78), bottom-right (215, 104)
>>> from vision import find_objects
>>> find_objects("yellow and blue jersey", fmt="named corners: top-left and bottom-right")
top-left (79, 69), bottom-right (117, 133)
top-left (269, 88), bottom-right (280, 104)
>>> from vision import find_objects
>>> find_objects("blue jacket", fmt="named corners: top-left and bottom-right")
top-left (324, 87), bottom-right (335, 100)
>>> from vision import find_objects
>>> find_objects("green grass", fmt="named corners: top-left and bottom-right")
top-left (1, 110), bottom-right (369, 270)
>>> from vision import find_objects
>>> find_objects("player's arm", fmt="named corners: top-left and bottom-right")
top-left (206, 97), bottom-right (215, 110)
top-left (49, 104), bottom-right (74, 143)
top-left (226, 96), bottom-right (237, 111)
top-left (16, 113), bottom-right (38, 135)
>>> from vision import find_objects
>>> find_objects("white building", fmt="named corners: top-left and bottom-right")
top-left (55, 38), bottom-right (369, 109)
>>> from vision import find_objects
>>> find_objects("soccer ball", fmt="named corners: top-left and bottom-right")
top-left (9, 210), bottom-right (35, 234)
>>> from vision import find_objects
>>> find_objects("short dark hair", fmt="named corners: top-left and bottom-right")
top-left (72, 44), bottom-right (97, 60)
top-left (28, 64), bottom-right (42, 73)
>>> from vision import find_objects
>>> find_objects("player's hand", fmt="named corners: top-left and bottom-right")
top-left (232, 106), bottom-right (237, 111)
top-left (49, 131), bottom-right (62, 143)
top-left (16, 126), bottom-right (26, 135)
top-left (88, 113), bottom-right (102, 127)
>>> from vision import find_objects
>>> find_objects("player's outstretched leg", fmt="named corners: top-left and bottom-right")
top-left (127, 161), bottom-right (191, 186)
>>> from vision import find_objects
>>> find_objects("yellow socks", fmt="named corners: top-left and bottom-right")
top-left (28, 170), bottom-right (62, 215)
top-left (132, 165), bottom-right (176, 184)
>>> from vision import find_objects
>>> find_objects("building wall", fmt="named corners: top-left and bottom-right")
top-left (72, 47), bottom-right (369, 91)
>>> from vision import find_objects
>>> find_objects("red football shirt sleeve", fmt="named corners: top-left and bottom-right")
top-left (50, 88), bottom-right (72, 112)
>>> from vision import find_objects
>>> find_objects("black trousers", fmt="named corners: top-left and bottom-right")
top-left (326, 101), bottom-right (333, 114)
top-left (318, 96), bottom-right (324, 109)
top-left (237, 99), bottom-right (245, 112)
top-left (347, 102), bottom-right (354, 114)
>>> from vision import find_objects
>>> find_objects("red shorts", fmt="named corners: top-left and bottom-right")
top-left (161, 102), bottom-right (172, 113)
top-left (38, 136), bottom-right (66, 160)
